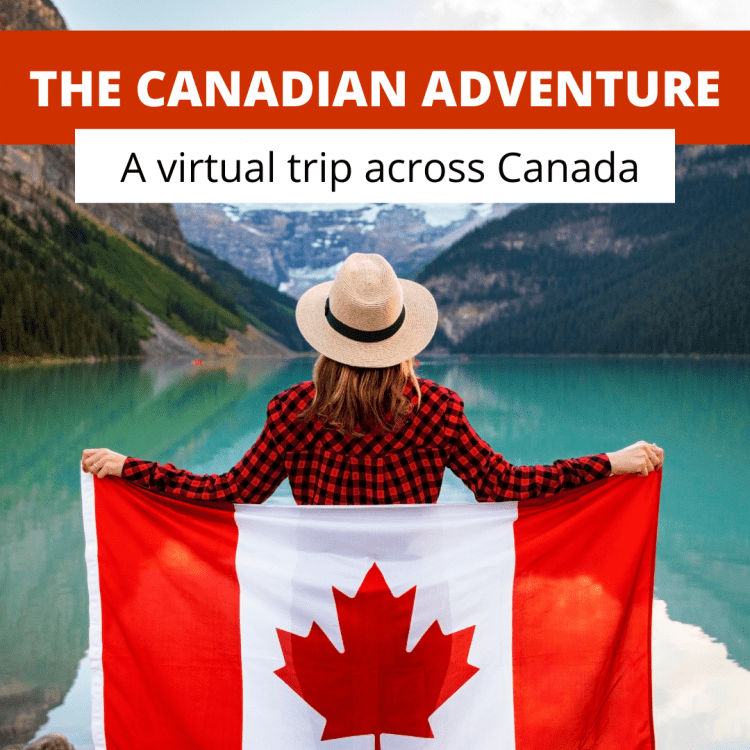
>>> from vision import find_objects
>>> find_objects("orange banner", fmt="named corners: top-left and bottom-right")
top-left (2, 31), bottom-right (749, 144)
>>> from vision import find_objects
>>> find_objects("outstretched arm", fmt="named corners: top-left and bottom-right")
top-left (81, 395), bottom-right (289, 504)
top-left (444, 394), bottom-right (662, 502)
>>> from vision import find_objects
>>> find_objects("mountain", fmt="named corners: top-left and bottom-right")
top-left (174, 203), bottom-right (514, 297)
top-left (0, 0), bottom-right (307, 359)
top-left (188, 243), bottom-right (308, 351)
top-left (0, 0), bottom-right (66, 29)
top-left (417, 146), bottom-right (750, 355)
top-left (0, 143), bottom-right (308, 357)
top-left (0, 149), bottom-right (300, 358)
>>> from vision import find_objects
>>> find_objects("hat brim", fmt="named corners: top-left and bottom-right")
top-left (296, 279), bottom-right (439, 368)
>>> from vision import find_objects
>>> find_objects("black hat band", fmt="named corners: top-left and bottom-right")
top-left (324, 297), bottom-right (406, 343)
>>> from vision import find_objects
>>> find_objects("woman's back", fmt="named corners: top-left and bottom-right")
top-left (121, 375), bottom-right (611, 506)
top-left (265, 377), bottom-right (459, 505)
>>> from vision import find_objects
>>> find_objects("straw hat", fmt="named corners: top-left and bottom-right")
top-left (295, 253), bottom-right (438, 368)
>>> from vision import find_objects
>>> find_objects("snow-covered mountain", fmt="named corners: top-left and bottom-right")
top-left (174, 203), bottom-right (516, 298)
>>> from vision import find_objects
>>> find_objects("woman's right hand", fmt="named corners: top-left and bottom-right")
top-left (82, 448), bottom-right (127, 479)
top-left (607, 441), bottom-right (664, 476)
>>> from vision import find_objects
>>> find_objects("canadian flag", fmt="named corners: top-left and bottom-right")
top-left (81, 470), bottom-right (660, 750)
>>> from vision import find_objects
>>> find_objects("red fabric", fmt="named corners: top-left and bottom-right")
top-left (512, 472), bottom-right (660, 750)
top-left (122, 379), bottom-right (611, 505)
top-left (94, 477), bottom-right (243, 750)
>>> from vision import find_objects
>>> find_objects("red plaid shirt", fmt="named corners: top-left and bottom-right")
top-left (122, 378), bottom-right (611, 505)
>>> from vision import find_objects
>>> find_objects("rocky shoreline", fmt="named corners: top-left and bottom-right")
top-left (2, 735), bottom-right (75, 750)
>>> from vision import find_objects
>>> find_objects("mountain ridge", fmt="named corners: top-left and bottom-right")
top-left (417, 145), bottom-right (750, 355)
top-left (174, 203), bottom-right (514, 298)
top-left (0, 0), bottom-right (305, 359)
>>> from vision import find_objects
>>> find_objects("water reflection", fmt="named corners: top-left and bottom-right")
top-left (0, 359), bottom-right (294, 747)
top-left (0, 356), bottom-right (748, 748)
top-left (0, 477), bottom-right (87, 746)
top-left (652, 600), bottom-right (750, 748)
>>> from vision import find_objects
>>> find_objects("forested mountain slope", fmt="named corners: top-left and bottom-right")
top-left (0, 200), bottom-right (250, 358)
top-left (0, 0), bottom-right (305, 359)
top-left (418, 146), bottom-right (750, 355)
top-left (188, 243), bottom-right (308, 351)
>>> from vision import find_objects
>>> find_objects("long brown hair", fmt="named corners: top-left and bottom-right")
top-left (300, 355), bottom-right (421, 436)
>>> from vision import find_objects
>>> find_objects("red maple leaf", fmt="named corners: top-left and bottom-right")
top-left (274, 563), bottom-right (479, 750)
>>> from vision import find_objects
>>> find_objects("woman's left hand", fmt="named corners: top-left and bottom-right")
top-left (607, 441), bottom-right (664, 476)
top-left (82, 448), bottom-right (127, 479)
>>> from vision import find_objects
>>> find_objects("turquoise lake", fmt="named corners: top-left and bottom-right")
top-left (1, 356), bottom-right (748, 749)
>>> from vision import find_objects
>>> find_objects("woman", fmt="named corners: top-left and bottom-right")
top-left (82, 253), bottom-right (663, 501)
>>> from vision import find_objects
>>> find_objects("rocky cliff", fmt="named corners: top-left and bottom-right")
top-left (0, 144), bottom-right (202, 276)
top-left (0, 0), bottom-right (65, 30)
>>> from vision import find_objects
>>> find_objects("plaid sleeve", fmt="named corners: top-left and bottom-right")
top-left (443, 392), bottom-right (611, 502)
top-left (121, 394), bottom-right (289, 504)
